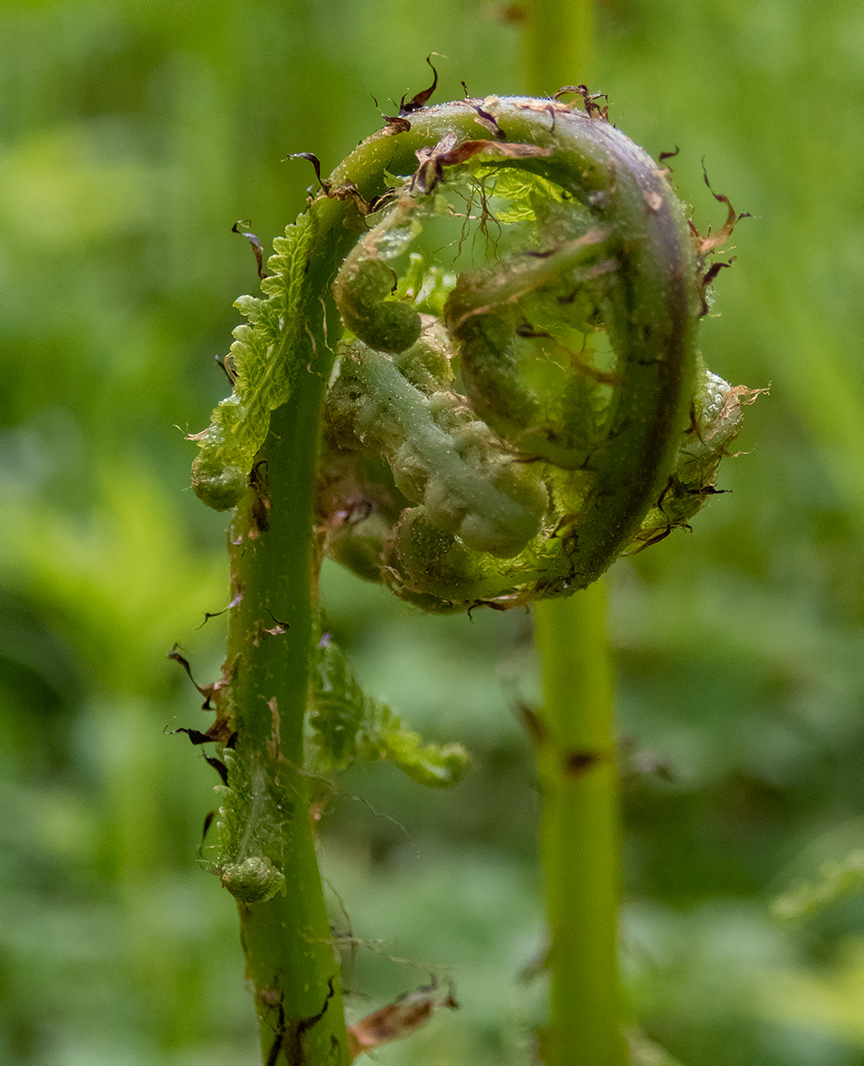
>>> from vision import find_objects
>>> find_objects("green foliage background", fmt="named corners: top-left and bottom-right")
top-left (2, 1), bottom-right (863, 1063)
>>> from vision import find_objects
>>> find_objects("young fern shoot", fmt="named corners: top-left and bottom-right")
top-left (189, 92), bottom-right (755, 1064)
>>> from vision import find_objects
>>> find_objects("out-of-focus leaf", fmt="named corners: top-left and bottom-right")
top-left (310, 640), bottom-right (469, 787)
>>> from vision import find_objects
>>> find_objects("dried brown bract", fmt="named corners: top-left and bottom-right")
top-left (232, 220), bottom-right (269, 279)
top-left (690, 165), bottom-right (751, 256)
top-left (554, 84), bottom-right (610, 121)
top-left (412, 135), bottom-right (550, 194)
top-left (399, 54), bottom-right (440, 115)
top-left (347, 980), bottom-right (458, 1059)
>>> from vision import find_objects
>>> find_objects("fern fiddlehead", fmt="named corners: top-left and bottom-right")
top-left (191, 92), bottom-right (753, 1064)
top-left (315, 98), bottom-right (751, 613)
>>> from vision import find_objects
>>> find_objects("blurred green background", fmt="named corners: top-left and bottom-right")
top-left (2, 1), bottom-right (863, 1063)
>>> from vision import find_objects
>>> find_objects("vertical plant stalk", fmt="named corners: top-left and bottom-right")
top-left (521, 0), bottom-right (594, 88)
top-left (533, 585), bottom-right (625, 1065)
top-left (223, 363), bottom-right (349, 1061)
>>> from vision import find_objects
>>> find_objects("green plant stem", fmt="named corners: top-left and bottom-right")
top-left (225, 363), bottom-right (349, 1062)
top-left (532, 585), bottom-right (626, 1066)
top-left (521, 0), bottom-right (594, 88)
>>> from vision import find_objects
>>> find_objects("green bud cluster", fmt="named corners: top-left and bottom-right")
top-left (326, 331), bottom-right (548, 556)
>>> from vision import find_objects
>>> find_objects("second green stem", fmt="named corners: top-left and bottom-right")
top-left (532, 583), bottom-right (626, 1066)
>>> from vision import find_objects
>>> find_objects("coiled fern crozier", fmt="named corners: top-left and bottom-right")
top-left (189, 89), bottom-right (757, 1065)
